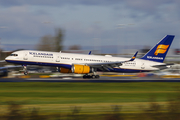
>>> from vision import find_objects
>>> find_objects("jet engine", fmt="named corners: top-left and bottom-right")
top-left (71, 64), bottom-right (92, 74)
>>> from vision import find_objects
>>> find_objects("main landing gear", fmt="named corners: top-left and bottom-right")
top-left (83, 74), bottom-right (100, 79)
top-left (23, 65), bottom-right (28, 75)
top-left (83, 68), bottom-right (100, 79)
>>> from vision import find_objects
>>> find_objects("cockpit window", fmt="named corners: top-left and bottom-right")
top-left (10, 54), bottom-right (18, 56)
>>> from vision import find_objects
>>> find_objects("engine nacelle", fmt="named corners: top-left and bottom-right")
top-left (71, 64), bottom-right (92, 74)
top-left (60, 67), bottom-right (72, 73)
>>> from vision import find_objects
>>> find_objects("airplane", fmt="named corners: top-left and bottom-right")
top-left (5, 35), bottom-right (175, 79)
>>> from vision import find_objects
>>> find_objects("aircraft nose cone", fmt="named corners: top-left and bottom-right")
top-left (5, 56), bottom-right (10, 61)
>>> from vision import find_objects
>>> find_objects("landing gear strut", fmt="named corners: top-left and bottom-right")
top-left (23, 65), bottom-right (28, 75)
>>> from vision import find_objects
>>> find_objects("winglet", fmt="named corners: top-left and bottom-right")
top-left (88, 51), bottom-right (91, 55)
top-left (129, 51), bottom-right (138, 61)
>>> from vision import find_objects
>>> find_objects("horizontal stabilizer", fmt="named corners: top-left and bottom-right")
top-left (151, 63), bottom-right (174, 70)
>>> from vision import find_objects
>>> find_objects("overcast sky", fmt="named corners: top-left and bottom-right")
top-left (0, 0), bottom-right (180, 49)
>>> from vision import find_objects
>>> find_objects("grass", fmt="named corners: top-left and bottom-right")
top-left (0, 82), bottom-right (180, 113)
top-left (0, 82), bottom-right (180, 104)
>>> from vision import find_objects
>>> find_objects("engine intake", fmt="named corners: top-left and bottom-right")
top-left (72, 64), bottom-right (92, 74)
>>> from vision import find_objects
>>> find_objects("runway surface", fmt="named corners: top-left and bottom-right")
top-left (1, 76), bottom-right (180, 82)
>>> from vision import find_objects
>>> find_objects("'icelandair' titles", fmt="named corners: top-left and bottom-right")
top-left (29, 52), bottom-right (53, 56)
top-left (147, 56), bottom-right (163, 60)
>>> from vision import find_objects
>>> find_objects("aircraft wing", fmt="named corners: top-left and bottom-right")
top-left (85, 51), bottom-right (138, 71)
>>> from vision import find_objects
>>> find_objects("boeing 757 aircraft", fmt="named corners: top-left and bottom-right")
top-left (5, 35), bottom-right (174, 78)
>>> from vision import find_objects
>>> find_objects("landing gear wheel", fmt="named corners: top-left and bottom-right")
top-left (83, 75), bottom-right (87, 79)
top-left (83, 74), bottom-right (90, 79)
top-left (95, 75), bottom-right (100, 78)
top-left (24, 72), bottom-right (28, 75)
top-left (83, 75), bottom-right (90, 79)
top-left (92, 75), bottom-right (95, 79)
top-left (83, 75), bottom-right (100, 79)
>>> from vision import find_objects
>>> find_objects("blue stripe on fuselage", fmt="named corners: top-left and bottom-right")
top-left (6, 60), bottom-right (151, 73)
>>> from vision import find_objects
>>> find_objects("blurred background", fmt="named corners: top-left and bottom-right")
top-left (0, 0), bottom-right (180, 78)
top-left (1, 1), bottom-right (180, 119)
top-left (1, 0), bottom-right (180, 78)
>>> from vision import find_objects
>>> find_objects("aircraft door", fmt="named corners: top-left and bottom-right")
top-left (56, 55), bottom-right (60, 62)
top-left (141, 63), bottom-right (145, 69)
top-left (23, 52), bottom-right (28, 60)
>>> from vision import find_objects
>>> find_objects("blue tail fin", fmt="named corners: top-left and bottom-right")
top-left (140, 35), bottom-right (175, 63)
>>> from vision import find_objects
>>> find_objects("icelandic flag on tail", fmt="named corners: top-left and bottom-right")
top-left (140, 35), bottom-right (175, 63)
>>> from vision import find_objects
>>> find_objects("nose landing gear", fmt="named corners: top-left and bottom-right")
top-left (23, 65), bottom-right (28, 75)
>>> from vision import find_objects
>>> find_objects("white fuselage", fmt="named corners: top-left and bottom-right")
top-left (5, 50), bottom-right (163, 73)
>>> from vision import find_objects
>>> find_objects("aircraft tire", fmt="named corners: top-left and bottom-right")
top-left (83, 75), bottom-right (99, 79)
top-left (24, 72), bottom-right (28, 75)
top-left (92, 75), bottom-right (95, 79)
top-left (95, 75), bottom-right (100, 78)
top-left (83, 75), bottom-right (87, 79)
